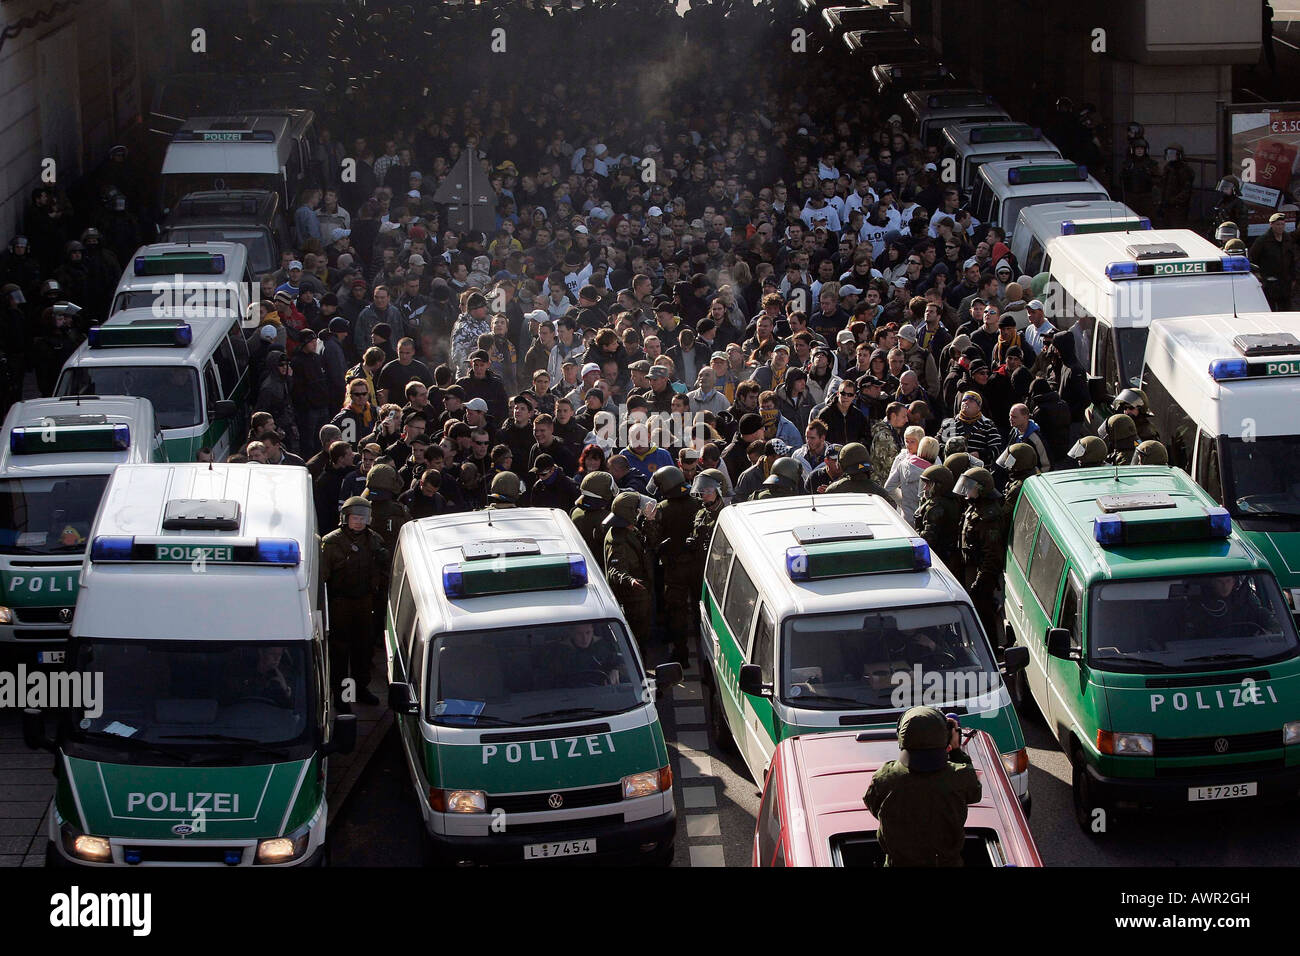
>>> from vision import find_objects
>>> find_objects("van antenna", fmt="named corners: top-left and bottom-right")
top-left (809, 494), bottom-right (817, 512)
top-left (486, 507), bottom-right (493, 527)
top-left (1229, 264), bottom-right (1240, 319)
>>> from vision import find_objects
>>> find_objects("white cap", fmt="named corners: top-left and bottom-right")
top-left (464, 397), bottom-right (489, 412)
top-left (288, 260), bottom-right (303, 270)
top-left (837, 329), bottom-right (855, 344)
top-left (839, 284), bottom-right (863, 296)
top-left (647, 205), bottom-right (663, 217)
top-left (407, 189), bottom-right (421, 199)
top-left (594, 143), bottom-right (608, 156)
top-left (527, 309), bottom-right (549, 323)
top-left (259, 324), bottom-right (278, 342)
top-left (1027, 299), bottom-right (1044, 311)
top-left (581, 362), bottom-right (601, 377)
top-left (408, 254), bottom-right (425, 267)
top-left (573, 224), bottom-right (589, 234)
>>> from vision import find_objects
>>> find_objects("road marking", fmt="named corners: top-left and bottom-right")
top-left (688, 844), bottom-right (726, 867)
top-left (685, 813), bottom-right (721, 838)
top-left (677, 752), bottom-right (713, 778)
top-left (676, 730), bottom-right (711, 752)
top-left (674, 705), bottom-right (705, 725)
top-left (676, 681), bottom-right (703, 701)
top-left (681, 786), bottom-right (717, 809)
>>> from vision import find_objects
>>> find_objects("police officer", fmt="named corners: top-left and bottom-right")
top-left (1119, 137), bottom-right (1159, 220)
top-left (685, 469), bottom-right (727, 559)
top-left (914, 464), bottom-right (962, 575)
top-left (996, 443), bottom-right (1038, 537)
top-left (1216, 220), bottom-right (1241, 250)
top-left (1067, 435), bottom-right (1108, 466)
top-left (321, 496), bottom-right (389, 707)
top-left (604, 491), bottom-right (655, 655)
top-left (1109, 387), bottom-right (1159, 442)
top-left (1133, 439), bottom-right (1169, 466)
top-left (755, 456), bottom-right (803, 499)
top-left (826, 442), bottom-right (896, 506)
top-left (1211, 176), bottom-right (1249, 241)
top-left (364, 464), bottom-right (411, 550)
top-left (863, 706), bottom-right (981, 867)
top-left (487, 470), bottom-right (524, 509)
top-left (571, 471), bottom-right (618, 570)
top-left (942, 451), bottom-right (979, 478)
top-left (955, 467), bottom-right (1004, 642)
top-left (1158, 143), bottom-right (1195, 229)
top-left (1104, 413), bottom-right (1139, 465)
top-left (645, 466), bottom-right (701, 667)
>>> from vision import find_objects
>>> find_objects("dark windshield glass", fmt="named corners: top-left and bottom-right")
top-left (1089, 572), bottom-right (1298, 672)
top-left (1115, 327), bottom-right (1147, 390)
top-left (1224, 436), bottom-right (1300, 517)
top-left (163, 227), bottom-right (272, 273)
top-left (65, 639), bottom-right (312, 763)
top-left (57, 365), bottom-right (200, 429)
top-left (428, 620), bottom-right (643, 727)
top-left (0, 476), bottom-right (109, 554)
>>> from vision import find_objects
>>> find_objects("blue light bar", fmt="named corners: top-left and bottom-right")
top-left (1220, 255), bottom-right (1251, 273)
top-left (1206, 507), bottom-right (1232, 538)
top-left (567, 555), bottom-right (589, 588)
top-left (1104, 262), bottom-right (1140, 280)
top-left (91, 535), bottom-right (135, 561)
top-left (785, 546), bottom-right (811, 582)
top-left (1061, 217), bottom-right (1151, 236)
top-left (87, 323), bottom-right (193, 348)
top-left (909, 537), bottom-right (932, 570)
top-left (1093, 514), bottom-right (1124, 546)
top-left (443, 565), bottom-right (466, 599)
top-left (255, 538), bottom-right (301, 566)
top-left (1208, 358), bottom-right (1248, 381)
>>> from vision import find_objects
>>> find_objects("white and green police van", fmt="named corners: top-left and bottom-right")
top-left (940, 122), bottom-right (1062, 192)
top-left (1041, 228), bottom-right (1270, 392)
top-left (1141, 312), bottom-right (1300, 614)
top-left (969, 159), bottom-right (1110, 243)
top-left (55, 313), bottom-right (251, 462)
top-left (109, 243), bottom-right (255, 319)
top-left (699, 494), bottom-right (1032, 806)
top-left (26, 462), bottom-right (354, 866)
top-left (385, 507), bottom-right (681, 865)
top-left (0, 397), bottom-right (164, 657)
top-left (1011, 199), bottom-right (1148, 277)
top-left (903, 88), bottom-right (1011, 147)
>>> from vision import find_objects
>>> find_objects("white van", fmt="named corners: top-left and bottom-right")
top-left (1011, 200), bottom-right (1148, 276)
top-left (160, 111), bottom-right (316, 213)
top-left (969, 159), bottom-right (1110, 242)
top-left (111, 243), bottom-right (254, 320)
top-left (698, 493), bottom-right (1031, 804)
top-left (1140, 312), bottom-right (1300, 609)
top-left (0, 397), bottom-right (164, 653)
top-left (941, 122), bottom-right (1062, 191)
top-left (903, 89), bottom-right (1011, 147)
top-left (28, 463), bottom-right (353, 867)
top-left (1042, 229), bottom-right (1270, 391)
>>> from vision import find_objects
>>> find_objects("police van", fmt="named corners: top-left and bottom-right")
top-left (0, 397), bottom-right (164, 655)
top-left (841, 28), bottom-right (925, 60)
top-left (1140, 312), bottom-right (1300, 612)
top-left (699, 494), bottom-right (1031, 806)
top-left (969, 159), bottom-right (1109, 243)
top-left (871, 61), bottom-right (959, 99)
top-left (26, 463), bottom-right (354, 866)
top-left (385, 507), bottom-right (681, 865)
top-left (903, 89), bottom-right (1011, 148)
top-left (109, 243), bottom-right (255, 319)
top-left (161, 191), bottom-right (292, 276)
top-left (1041, 229), bottom-right (1270, 392)
top-left (160, 111), bottom-right (317, 213)
top-left (1003, 465), bottom-right (1300, 832)
top-left (55, 314), bottom-right (251, 462)
top-left (941, 122), bottom-right (1062, 192)
top-left (1011, 200), bottom-right (1148, 276)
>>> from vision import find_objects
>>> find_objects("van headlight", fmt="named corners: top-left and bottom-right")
top-left (1284, 721), bottom-right (1300, 745)
top-left (622, 766), bottom-right (672, 799)
top-left (1098, 730), bottom-right (1154, 755)
top-left (60, 823), bottom-right (112, 862)
top-left (0, 606), bottom-right (13, 624)
top-left (428, 788), bottom-right (487, 812)
top-left (256, 827), bottom-right (311, 864)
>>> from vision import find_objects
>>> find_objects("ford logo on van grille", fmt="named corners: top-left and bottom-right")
top-left (547, 793), bottom-right (563, 809)
top-left (1214, 737), bottom-right (1230, 754)
top-left (172, 824), bottom-right (194, 836)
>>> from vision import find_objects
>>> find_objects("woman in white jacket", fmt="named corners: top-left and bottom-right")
top-left (885, 430), bottom-right (939, 527)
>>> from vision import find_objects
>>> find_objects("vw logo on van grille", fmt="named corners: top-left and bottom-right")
top-left (1214, 737), bottom-right (1230, 754)
top-left (547, 793), bottom-right (564, 809)
top-left (58, 608), bottom-right (72, 624)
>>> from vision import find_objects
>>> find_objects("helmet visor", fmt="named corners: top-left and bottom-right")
top-left (952, 475), bottom-right (979, 499)
top-left (691, 474), bottom-right (721, 495)
top-left (994, 448), bottom-right (1016, 469)
top-left (1067, 440), bottom-right (1088, 460)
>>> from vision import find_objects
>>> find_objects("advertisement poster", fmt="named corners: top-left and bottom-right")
top-left (1225, 103), bottom-right (1300, 235)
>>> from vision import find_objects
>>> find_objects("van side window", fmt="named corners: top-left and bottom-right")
top-left (227, 323), bottom-right (249, 377)
top-left (705, 526), bottom-right (734, 600)
top-left (1009, 498), bottom-right (1038, 571)
top-left (1027, 528), bottom-right (1066, 613)
top-left (1059, 575), bottom-right (1083, 651)
top-left (408, 626), bottom-right (425, 694)
top-left (216, 338), bottom-right (240, 398)
top-left (395, 578), bottom-right (418, 660)
top-left (751, 605), bottom-right (775, 684)
top-left (1025, 237), bottom-right (1045, 275)
top-left (1097, 323), bottom-right (1118, 387)
top-left (1196, 431), bottom-right (1223, 503)
top-left (389, 550), bottom-right (406, 618)
top-left (722, 560), bottom-right (759, 641)
top-left (989, 197), bottom-right (1001, 226)
top-left (203, 361), bottom-right (222, 409)
top-left (1142, 369), bottom-right (1194, 472)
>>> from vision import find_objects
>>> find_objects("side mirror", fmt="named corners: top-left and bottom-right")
top-left (22, 708), bottom-right (54, 752)
top-left (323, 713), bottom-right (357, 756)
top-left (1001, 645), bottom-right (1030, 674)
top-left (213, 400), bottom-right (237, 419)
top-left (655, 662), bottom-right (683, 692)
top-left (387, 682), bottom-right (419, 715)
top-left (738, 663), bottom-right (770, 697)
top-left (1046, 628), bottom-right (1076, 661)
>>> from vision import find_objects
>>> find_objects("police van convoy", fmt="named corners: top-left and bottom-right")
top-left (109, 242), bottom-right (255, 319)
top-left (1003, 465), bottom-right (1300, 832)
top-left (1041, 228), bottom-right (1271, 392)
top-left (159, 110), bottom-right (318, 213)
top-left (969, 159), bottom-right (1110, 242)
top-left (26, 463), bottom-right (354, 866)
top-left (699, 494), bottom-right (1031, 806)
top-left (1011, 200), bottom-right (1148, 277)
top-left (54, 312), bottom-right (252, 462)
top-left (385, 507), bottom-right (682, 865)
top-left (941, 122), bottom-right (1062, 192)
top-left (904, 89), bottom-right (1011, 147)
top-left (0, 397), bottom-right (164, 654)
top-left (1140, 312), bottom-right (1300, 611)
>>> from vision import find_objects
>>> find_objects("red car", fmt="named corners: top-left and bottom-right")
top-left (753, 728), bottom-right (1043, 867)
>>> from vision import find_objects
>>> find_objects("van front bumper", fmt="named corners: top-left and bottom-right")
top-left (426, 809), bottom-right (676, 866)
top-left (1085, 760), bottom-right (1300, 809)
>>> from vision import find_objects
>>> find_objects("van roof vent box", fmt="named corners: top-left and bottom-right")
top-left (161, 498), bottom-right (242, 531)
top-left (1233, 332), bottom-right (1300, 357)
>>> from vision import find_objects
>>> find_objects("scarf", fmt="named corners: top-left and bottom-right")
top-left (958, 405), bottom-right (982, 424)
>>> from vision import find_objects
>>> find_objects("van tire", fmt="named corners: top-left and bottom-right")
top-left (1071, 746), bottom-right (1110, 839)
top-left (642, 840), bottom-right (675, 866)
top-left (1009, 667), bottom-right (1039, 721)
top-left (705, 681), bottom-right (736, 754)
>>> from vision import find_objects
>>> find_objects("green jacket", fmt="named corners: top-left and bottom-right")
top-left (363, 495), bottom-right (411, 554)
top-left (863, 748), bottom-right (982, 866)
top-left (959, 498), bottom-right (1004, 591)
top-left (914, 492), bottom-right (962, 568)
top-left (570, 503), bottom-right (610, 572)
top-left (644, 495), bottom-right (701, 568)
top-left (320, 526), bottom-right (389, 603)
top-left (685, 501), bottom-right (724, 554)
top-left (869, 420), bottom-right (900, 484)
top-left (604, 524), bottom-right (653, 596)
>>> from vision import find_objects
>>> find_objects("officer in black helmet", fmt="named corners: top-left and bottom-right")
top-left (954, 467), bottom-right (1004, 642)
top-left (604, 491), bottom-right (655, 655)
top-left (1119, 136), bottom-right (1159, 220)
top-left (571, 471), bottom-right (618, 571)
top-left (914, 464), bottom-right (962, 573)
top-left (1211, 176), bottom-right (1249, 242)
top-left (1132, 439), bottom-right (1169, 466)
top-left (645, 465), bottom-right (701, 667)
top-left (754, 456), bottom-right (803, 499)
top-left (321, 496), bottom-right (389, 707)
top-left (1104, 413), bottom-right (1139, 465)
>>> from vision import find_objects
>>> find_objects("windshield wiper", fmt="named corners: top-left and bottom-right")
top-left (1094, 655), bottom-right (1168, 668)
top-left (159, 733), bottom-right (296, 758)
top-left (519, 706), bottom-right (626, 721)
top-left (789, 694), bottom-right (876, 706)
top-left (432, 712), bottom-right (522, 726)
top-left (1183, 653), bottom-right (1258, 664)
top-left (77, 731), bottom-right (188, 762)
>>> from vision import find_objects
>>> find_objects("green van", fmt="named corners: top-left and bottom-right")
top-left (1003, 465), bottom-right (1300, 833)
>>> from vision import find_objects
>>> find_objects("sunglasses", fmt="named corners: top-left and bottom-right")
top-left (350, 391), bottom-right (368, 397)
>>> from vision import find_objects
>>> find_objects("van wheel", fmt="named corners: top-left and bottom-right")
top-left (705, 681), bottom-right (736, 754)
top-left (1071, 748), bottom-right (1110, 839)
top-left (1009, 668), bottom-right (1039, 721)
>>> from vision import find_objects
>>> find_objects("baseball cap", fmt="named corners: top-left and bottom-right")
top-left (534, 453), bottom-right (554, 472)
top-left (1271, 212), bottom-right (1287, 223)
top-left (408, 253), bottom-right (425, 267)
top-left (858, 375), bottom-right (886, 389)
top-left (581, 362), bottom-right (601, 377)
top-left (464, 397), bottom-right (489, 412)
top-left (469, 349), bottom-right (491, 363)
top-left (1027, 299), bottom-right (1044, 311)
top-left (574, 224), bottom-right (589, 234)
top-left (837, 329), bottom-right (855, 344)
top-left (710, 350), bottom-right (728, 362)
top-left (330, 228), bottom-right (350, 241)
top-left (647, 365), bottom-right (670, 379)
top-left (647, 205), bottom-right (663, 217)
top-left (679, 447), bottom-right (701, 461)
top-left (839, 284), bottom-right (863, 296)
top-left (963, 257), bottom-right (979, 270)
top-left (897, 707), bottom-right (951, 772)
top-left (288, 260), bottom-right (303, 270)
top-left (892, 277), bottom-right (909, 289)
top-left (824, 443), bottom-right (842, 460)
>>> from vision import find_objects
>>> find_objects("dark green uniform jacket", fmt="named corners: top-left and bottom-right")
top-left (863, 749), bottom-right (982, 866)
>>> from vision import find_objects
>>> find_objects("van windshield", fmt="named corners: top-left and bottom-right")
top-left (781, 603), bottom-right (998, 710)
top-left (1003, 193), bottom-right (1106, 233)
top-left (163, 227), bottom-right (273, 274)
top-left (57, 365), bottom-right (201, 429)
top-left (65, 639), bottom-right (313, 763)
top-left (1224, 436), bottom-right (1300, 517)
top-left (163, 174), bottom-right (282, 212)
top-left (1088, 572), bottom-right (1298, 672)
top-left (427, 620), bottom-right (644, 727)
top-left (0, 476), bottom-right (109, 554)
